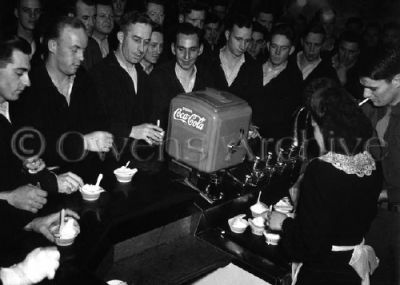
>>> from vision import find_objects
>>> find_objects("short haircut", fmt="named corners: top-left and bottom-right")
top-left (175, 22), bottom-right (202, 44)
top-left (0, 36), bottom-right (31, 68)
top-left (270, 23), bottom-right (295, 45)
top-left (256, 3), bottom-right (275, 17)
top-left (360, 46), bottom-right (400, 81)
top-left (72, 0), bottom-right (95, 15)
top-left (15, 0), bottom-right (42, 9)
top-left (302, 22), bottom-right (325, 40)
top-left (338, 30), bottom-right (362, 47)
top-left (146, 0), bottom-right (165, 8)
top-left (252, 21), bottom-right (268, 39)
top-left (44, 16), bottom-right (86, 44)
top-left (225, 14), bottom-right (252, 32)
top-left (120, 11), bottom-right (153, 34)
top-left (181, 2), bottom-right (207, 16)
top-left (96, 0), bottom-right (113, 7)
top-left (205, 12), bottom-right (220, 26)
top-left (306, 86), bottom-right (372, 155)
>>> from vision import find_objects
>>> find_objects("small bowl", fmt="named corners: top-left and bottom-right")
top-left (79, 185), bottom-right (104, 201)
top-left (250, 202), bottom-right (269, 218)
top-left (114, 167), bottom-right (138, 183)
top-left (248, 216), bottom-right (265, 236)
top-left (51, 218), bottom-right (80, 246)
top-left (228, 214), bottom-right (248, 234)
top-left (263, 231), bottom-right (281, 245)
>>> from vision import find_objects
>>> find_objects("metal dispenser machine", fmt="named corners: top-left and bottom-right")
top-left (166, 88), bottom-right (252, 202)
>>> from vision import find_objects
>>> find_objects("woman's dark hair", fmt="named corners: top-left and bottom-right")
top-left (306, 86), bottom-right (372, 155)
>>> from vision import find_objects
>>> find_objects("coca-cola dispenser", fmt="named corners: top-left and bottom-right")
top-left (166, 88), bottom-right (252, 174)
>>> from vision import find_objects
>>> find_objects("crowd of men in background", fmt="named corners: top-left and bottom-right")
top-left (1, 0), bottom-right (400, 283)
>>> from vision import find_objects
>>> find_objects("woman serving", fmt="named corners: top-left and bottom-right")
top-left (268, 86), bottom-right (382, 285)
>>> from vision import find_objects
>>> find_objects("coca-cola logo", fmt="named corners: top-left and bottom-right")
top-left (173, 107), bottom-right (206, 131)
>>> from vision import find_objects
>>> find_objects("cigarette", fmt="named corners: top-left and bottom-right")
top-left (358, 98), bottom-right (369, 106)
top-left (156, 119), bottom-right (160, 127)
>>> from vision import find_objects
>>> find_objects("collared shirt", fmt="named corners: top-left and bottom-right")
top-left (219, 47), bottom-right (245, 87)
top-left (175, 63), bottom-right (197, 93)
top-left (0, 102), bottom-right (10, 123)
top-left (116, 52), bottom-right (138, 93)
top-left (140, 61), bottom-right (153, 75)
top-left (262, 60), bottom-right (287, 86)
top-left (49, 75), bottom-right (75, 105)
top-left (92, 35), bottom-right (109, 58)
top-left (296, 51), bottom-right (322, 80)
top-left (376, 106), bottom-right (392, 145)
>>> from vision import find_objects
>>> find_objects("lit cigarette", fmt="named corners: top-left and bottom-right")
top-left (156, 120), bottom-right (160, 127)
top-left (358, 98), bottom-right (369, 106)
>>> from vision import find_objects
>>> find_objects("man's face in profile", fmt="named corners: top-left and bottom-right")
top-left (0, 50), bottom-right (31, 103)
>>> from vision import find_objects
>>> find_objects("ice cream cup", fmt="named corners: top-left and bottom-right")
top-left (51, 218), bottom-right (80, 246)
top-left (228, 214), bottom-right (248, 234)
top-left (263, 230), bottom-right (281, 245)
top-left (113, 167), bottom-right (138, 183)
top-left (79, 184), bottom-right (104, 201)
top-left (248, 216), bottom-right (265, 236)
top-left (250, 202), bottom-right (268, 218)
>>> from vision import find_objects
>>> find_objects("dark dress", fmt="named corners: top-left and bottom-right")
top-left (280, 155), bottom-right (382, 284)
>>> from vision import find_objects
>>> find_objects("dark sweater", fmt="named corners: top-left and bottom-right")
top-left (250, 61), bottom-right (303, 140)
top-left (209, 52), bottom-right (263, 102)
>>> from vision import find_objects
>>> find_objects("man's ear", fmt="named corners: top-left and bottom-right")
top-left (392, 74), bottom-right (400, 88)
top-left (199, 43), bottom-right (203, 55)
top-left (48, 39), bottom-right (57, 54)
top-left (225, 30), bottom-right (230, 42)
top-left (289, 45), bottom-right (295, 55)
top-left (178, 14), bottom-right (184, 23)
top-left (171, 42), bottom-right (176, 56)
top-left (117, 31), bottom-right (124, 44)
top-left (14, 8), bottom-right (19, 19)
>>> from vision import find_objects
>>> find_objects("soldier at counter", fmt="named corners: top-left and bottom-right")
top-left (148, 23), bottom-right (215, 129)
top-left (139, 25), bottom-right (164, 76)
top-left (250, 23), bottom-right (303, 141)
top-left (10, 16), bottom-right (113, 168)
top-left (210, 14), bottom-right (262, 102)
top-left (90, 11), bottom-right (163, 146)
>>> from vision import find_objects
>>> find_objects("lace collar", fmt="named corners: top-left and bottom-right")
top-left (319, 151), bottom-right (376, 177)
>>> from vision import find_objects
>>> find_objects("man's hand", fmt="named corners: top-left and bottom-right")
top-left (57, 172), bottom-right (84, 194)
top-left (23, 156), bottom-right (46, 174)
top-left (84, 131), bottom-right (114, 152)
top-left (0, 247), bottom-right (60, 284)
top-left (130, 124), bottom-right (164, 145)
top-left (5, 185), bottom-right (47, 213)
top-left (24, 209), bottom-right (80, 242)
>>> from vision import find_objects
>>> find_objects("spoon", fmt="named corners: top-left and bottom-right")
top-left (95, 173), bottom-right (103, 187)
top-left (257, 191), bottom-right (262, 203)
top-left (125, 161), bottom-right (130, 168)
top-left (60, 208), bottom-right (65, 231)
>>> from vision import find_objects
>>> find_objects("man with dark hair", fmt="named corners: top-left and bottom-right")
top-left (247, 21), bottom-right (267, 62)
top-left (145, 0), bottom-right (165, 26)
top-left (296, 23), bottom-right (338, 87)
top-left (11, 16), bottom-right (113, 168)
top-left (202, 13), bottom-right (221, 58)
top-left (210, 14), bottom-right (262, 101)
top-left (179, 2), bottom-right (207, 30)
top-left (254, 5), bottom-right (274, 32)
top-left (69, 0), bottom-right (96, 37)
top-left (84, 0), bottom-right (115, 69)
top-left (91, 11), bottom-right (164, 145)
top-left (14, 0), bottom-right (42, 59)
top-left (112, 0), bottom-right (127, 26)
top-left (212, 0), bottom-right (228, 22)
top-left (140, 25), bottom-right (164, 75)
top-left (148, 23), bottom-right (214, 129)
top-left (251, 23), bottom-right (303, 140)
top-left (332, 30), bottom-right (363, 99)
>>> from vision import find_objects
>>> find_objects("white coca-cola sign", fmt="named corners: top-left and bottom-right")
top-left (173, 107), bottom-right (206, 131)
